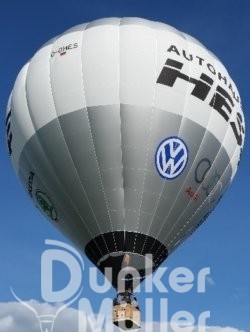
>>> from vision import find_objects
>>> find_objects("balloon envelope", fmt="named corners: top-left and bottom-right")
top-left (6, 17), bottom-right (245, 289)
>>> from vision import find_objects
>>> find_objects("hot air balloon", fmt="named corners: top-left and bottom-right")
top-left (6, 17), bottom-right (245, 329)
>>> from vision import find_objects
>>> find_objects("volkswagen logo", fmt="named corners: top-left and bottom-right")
top-left (155, 136), bottom-right (189, 179)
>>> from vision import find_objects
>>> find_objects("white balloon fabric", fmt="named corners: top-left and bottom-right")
top-left (6, 17), bottom-right (245, 289)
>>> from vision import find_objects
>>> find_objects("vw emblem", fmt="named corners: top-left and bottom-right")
top-left (155, 136), bottom-right (189, 179)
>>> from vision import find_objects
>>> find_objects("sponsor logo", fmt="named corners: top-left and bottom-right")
top-left (36, 190), bottom-right (58, 222)
top-left (50, 42), bottom-right (78, 58)
top-left (157, 50), bottom-right (245, 147)
top-left (6, 110), bottom-right (13, 156)
top-left (155, 136), bottom-right (188, 179)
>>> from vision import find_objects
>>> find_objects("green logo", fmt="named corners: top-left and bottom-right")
top-left (36, 190), bottom-right (58, 222)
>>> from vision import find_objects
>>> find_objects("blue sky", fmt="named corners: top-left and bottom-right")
top-left (0, 1), bottom-right (250, 331)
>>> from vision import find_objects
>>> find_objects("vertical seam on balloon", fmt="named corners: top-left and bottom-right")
top-left (132, 27), bottom-right (158, 253)
top-left (157, 54), bottom-right (240, 255)
top-left (140, 26), bottom-right (161, 256)
top-left (23, 50), bottom-right (95, 242)
top-left (146, 32), bottom-right (194, 255)
top-left (118, 18), bottom-right (126, 249)
top-left (80, 23), bottom-right (117, 253)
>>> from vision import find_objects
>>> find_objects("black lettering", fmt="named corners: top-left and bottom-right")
top-left (5, 110), bottom-right (11, 125)
top-left (210, 86), bottom-right (234, 121)
top-left (6, 122), bottom-right (11, 135)
top-left (207, 63), bottom-right (216, 75)
top-left (157, 59), bottom-right (186, 86)
top-left (7, 132), bottom-right (13, 155)
top-left (189, 74), bottom-right (214, 101)
top-left (183, 50), bottom-right (193, 61)
top-left (6, 110), bottom-right (13, 156)
top-left (167, 45), bottom-right (180, 56)
top-left (230, 112), bottom-right (244, 146)
top-left (73, 42), bottom-right (78, 48)
top-left (157, 59), bottom-right (213, 101)
top-left (218, 72), bottom-right (227, 86)
top-left (196, 56), bottom-right (205, 66)
top-left (165, 58), bottom-right (183, 69)
top-left (229, 83), bottom-right (240, 103)
top-left (157, 57), bottom-right (244, 146)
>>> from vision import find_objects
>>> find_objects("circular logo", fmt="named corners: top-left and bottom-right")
top-left (155, 136), bottom-right (189, 179)
top-left (36, 190), bottom-right (58, 221)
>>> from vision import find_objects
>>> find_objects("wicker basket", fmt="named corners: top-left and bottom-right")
top-left (113, 303), bottom-right (141, 330)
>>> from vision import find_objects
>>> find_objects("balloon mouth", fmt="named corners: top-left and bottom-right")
top-left (85, 231), bottom-right (168, 290)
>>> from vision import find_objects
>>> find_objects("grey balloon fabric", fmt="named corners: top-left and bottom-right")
top-left (6, 17), bottom-right (245, 289)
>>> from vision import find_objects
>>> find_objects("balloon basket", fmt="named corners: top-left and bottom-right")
top-left (112, 293), bottom-right (141, 330)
